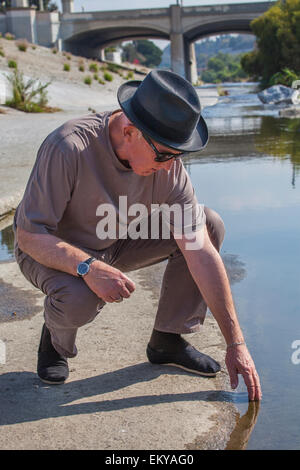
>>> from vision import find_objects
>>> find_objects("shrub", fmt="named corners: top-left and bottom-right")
top-left (269, 68), bottom-right (300, 88)
top-left (0, 48), bottom-right (5, 58)
top-left (107, 63), bottom-right (121, 73)
top-left (84, 76), bottom-right (92, 85)
top-left (8, 59), bottom-right (17, 69)
top-left (78, 64), bottom-right (85, 72)
top-left (126, 71), bottom-right (134, 80)
top-left (98, 78), bottom-right (105, 85)
top-left (103, 71), bottom-right (113, 82)
top-left (16, 40), bottom-right (28, 52)
top-left (5, 68), bottom-right (55, 113)
top-left (31, 45), bottom-right (36, 50)
top-left (52, 48), bottom-right (58, 54)
top-left (63, 63), bottom-right (70, 72)
top-left (66, 54), bottom-right (71, 60)
top-left (5, 32), bottom-right (15, 40)
top-left (89, 63), bottom-right (99, 73)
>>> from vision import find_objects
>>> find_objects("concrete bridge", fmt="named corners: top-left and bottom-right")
top-left (60, 0), bottom-right (274, 81)
top-left (0, 0), bottom-right (275, 81)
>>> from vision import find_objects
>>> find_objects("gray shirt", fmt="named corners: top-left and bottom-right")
top-left (14, 111), bottom-right (205, 259)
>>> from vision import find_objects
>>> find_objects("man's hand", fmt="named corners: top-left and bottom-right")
top-left (84, 260), bottom-right (136, 303)
top-left (225, 344), bottom-right (262, 401)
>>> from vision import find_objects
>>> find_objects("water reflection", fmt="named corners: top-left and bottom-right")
top-left (222, 253), bottom-right (247, 285)
top-left (0, 223), bottom-right (14, 261)
top-left (184, 114), bottom-right (300, 188)
top-left (204, 116), bottom-right (262, 136)
top-left (225, 401), bottom-right (261, 450)
top-left (255, 117), bottom-right (300, 187)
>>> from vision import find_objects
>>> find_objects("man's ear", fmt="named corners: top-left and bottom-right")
top-left (123, 124), bottom-right (138, 141)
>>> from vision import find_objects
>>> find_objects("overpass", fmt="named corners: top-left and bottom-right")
top-left (60, 1), bottom-right (274, 82)
top-left (0, 1), bottom-right (275, 82)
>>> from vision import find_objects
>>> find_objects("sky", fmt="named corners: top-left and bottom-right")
top-left (56, 0), bottom-right (273, 13)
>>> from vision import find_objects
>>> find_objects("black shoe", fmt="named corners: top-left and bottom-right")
top-left (37, 323), bottom-right (69, 385)
top-left (146, 342), bottom-right (220, 377)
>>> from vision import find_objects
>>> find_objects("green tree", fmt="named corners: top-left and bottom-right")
top-left (134, 40), bottom-right (162, 68)
top-left (241, 0), bottom-right (300, 86)
top-left (201, 52), bottom-right (249, 83)
top-left (122, 40), bottom-right (162, 68)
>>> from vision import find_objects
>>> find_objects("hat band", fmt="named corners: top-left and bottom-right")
top-left (131, 96), bottom-right (194, 144)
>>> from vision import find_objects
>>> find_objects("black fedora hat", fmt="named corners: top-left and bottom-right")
top-left (117, 69), bottom-right (209, 152)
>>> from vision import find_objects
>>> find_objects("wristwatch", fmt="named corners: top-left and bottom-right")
top-left (77, 257), bottom-right (96, 277)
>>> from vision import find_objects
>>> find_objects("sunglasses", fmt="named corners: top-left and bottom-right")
top-left (141, 132), bottom-right (186, 163)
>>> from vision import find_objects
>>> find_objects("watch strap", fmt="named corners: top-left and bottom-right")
top-left (77, 257), bottom-right (96, 277)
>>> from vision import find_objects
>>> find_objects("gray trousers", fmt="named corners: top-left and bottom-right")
top-left (16, 207), bottom-right (225, 358)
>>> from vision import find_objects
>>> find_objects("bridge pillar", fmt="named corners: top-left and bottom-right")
top-left (62, 0), bottom-right (74, 14)
top-left (185, 41), bottom-right (198, 85)
top-left (170, 5), bottom-right (185, 78)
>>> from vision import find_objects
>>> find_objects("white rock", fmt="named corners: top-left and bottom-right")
top-left (258, 85), bottom-right (299, 105)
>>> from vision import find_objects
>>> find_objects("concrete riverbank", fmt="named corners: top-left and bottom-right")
top-left (0, 77), bottom-right (239, 450)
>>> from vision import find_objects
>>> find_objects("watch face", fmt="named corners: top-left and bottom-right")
top-left (77, 262), bottom-right (89, 276)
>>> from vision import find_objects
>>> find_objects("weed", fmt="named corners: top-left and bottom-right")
top-left (8, 59), bottom-right (17, 69)
top-left (5, 68), bottom-right (58, 113)
top-left (5, 32), bottom-right (15, 40)
top-left (126, 71), bottom-right (134, 80)
top-left (63, 63), bottom-right (71, 71)
top-left (107, 63), bottom-right (121, 73)
top-left (78, 64), bottom-right (85, 72)
top-left (16, 40), bottom-right (28, 52)
top-left (84, 76), bottom-right (92, 85)
top-left (89, 63), bottom-right (99, 73)
top-left (103, 71), bottom-right (113, 82)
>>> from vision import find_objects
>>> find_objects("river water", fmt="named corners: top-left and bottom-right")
top-left (192, 83), bottom-right (300, 450)
top-left (0, 83), bottom-right (299, 449)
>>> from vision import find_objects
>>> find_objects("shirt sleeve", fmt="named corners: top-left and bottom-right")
top-left (15, 138), bottom-right (76, 235)
top-left (161, 161), bottom-right (206, 236)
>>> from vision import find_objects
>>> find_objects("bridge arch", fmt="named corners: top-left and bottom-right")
top-left (63, 26), bottom-right (170, 57)
top-left (184, 19), bottom-right (254, 42)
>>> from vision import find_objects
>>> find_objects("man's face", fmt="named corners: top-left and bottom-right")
top-left (126, 128), bottom-right (182, 176)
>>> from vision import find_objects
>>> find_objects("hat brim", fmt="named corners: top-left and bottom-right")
top-left (117, 80), bottom-right (209, 153)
